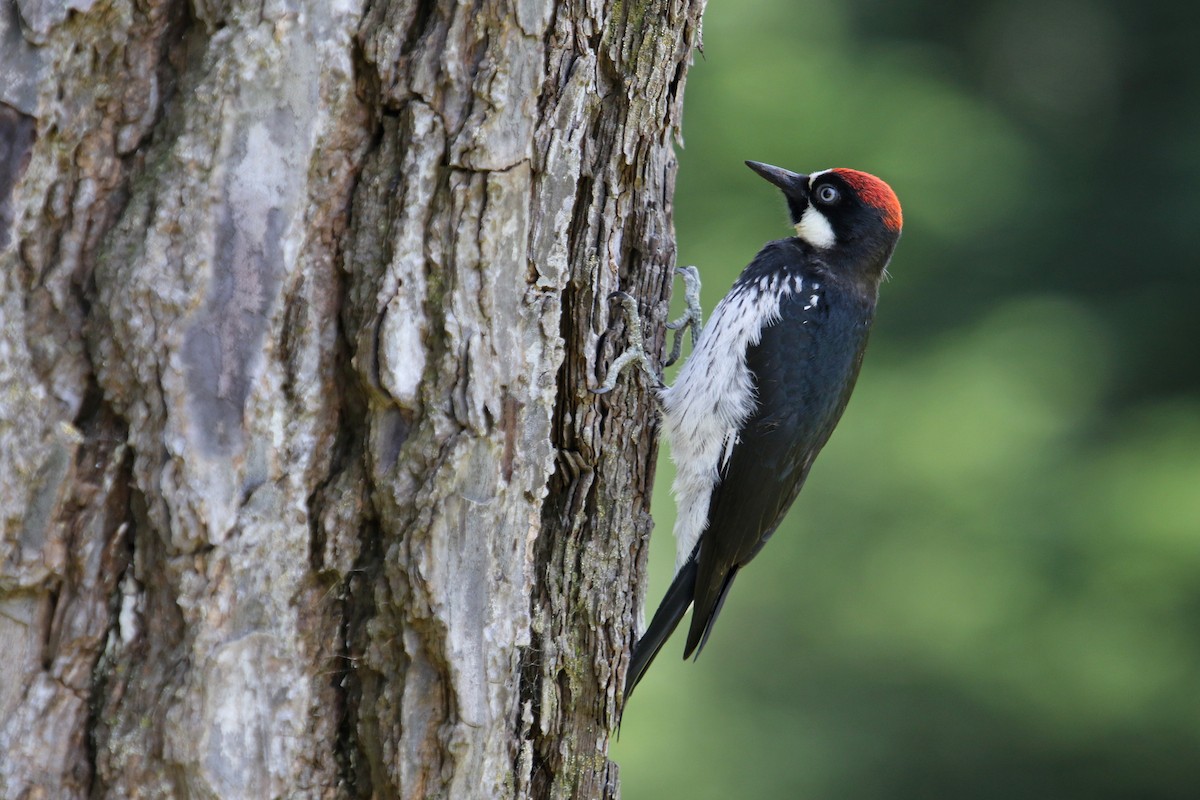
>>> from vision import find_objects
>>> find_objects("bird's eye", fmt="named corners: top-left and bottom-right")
top-left (815, 184), bottom-right (840, 205)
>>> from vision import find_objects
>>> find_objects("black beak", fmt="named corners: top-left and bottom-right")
top-left (745, 161), bottom-right (809, 195)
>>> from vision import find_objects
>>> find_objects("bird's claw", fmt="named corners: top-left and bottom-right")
top-left (592, 267), bottom-right (704, 394)
top-left (664, 266), bottom-right (703, 367)
top-left (592, 291), bottom-right (665, 395)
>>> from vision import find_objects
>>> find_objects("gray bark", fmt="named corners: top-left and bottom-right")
top-left (0, 0), bottom-right (704, 797)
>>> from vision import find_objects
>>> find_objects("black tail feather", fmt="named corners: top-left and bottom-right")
top-left (624, 557), bottom-right (698, 701)
top-left (683, 567), bottom-right (738, 660)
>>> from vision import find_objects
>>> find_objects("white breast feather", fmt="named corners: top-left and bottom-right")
top-left (660, 275), bottom-right (802, 572)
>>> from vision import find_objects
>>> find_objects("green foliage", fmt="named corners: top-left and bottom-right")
top-left (614, 1), bottom-right (1200, 797)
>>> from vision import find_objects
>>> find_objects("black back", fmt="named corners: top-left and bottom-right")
top-left (684, 240), bottom-right (877, 657)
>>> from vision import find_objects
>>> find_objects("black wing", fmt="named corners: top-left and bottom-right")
top-left (683, 285), bottom-right (872, 657)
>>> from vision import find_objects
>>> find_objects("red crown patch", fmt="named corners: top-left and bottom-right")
top-left (832, 169), bottom-right (902, 231)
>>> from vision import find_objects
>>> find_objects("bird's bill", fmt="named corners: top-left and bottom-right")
top-left (745, 160), bottom-right (809, 194)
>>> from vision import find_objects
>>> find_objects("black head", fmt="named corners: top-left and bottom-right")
top-left (746, 160), bottom-right (903, 280)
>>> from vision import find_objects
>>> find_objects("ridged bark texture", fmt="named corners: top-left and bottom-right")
top-left (0, 0), bottom-right (704, 797)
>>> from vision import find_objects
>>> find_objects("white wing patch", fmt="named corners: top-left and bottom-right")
top-left (660, 275), bottom-right (805, 572)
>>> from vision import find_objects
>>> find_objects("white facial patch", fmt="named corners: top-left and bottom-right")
top-left (795, 205), bottom-right (835, 249)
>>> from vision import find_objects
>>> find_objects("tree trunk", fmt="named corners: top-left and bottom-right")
top-left (0, 0), bottom-right (704, 797)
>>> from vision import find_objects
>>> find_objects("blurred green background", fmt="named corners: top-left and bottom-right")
top-left (612, 0), bottom-right (1200, 797)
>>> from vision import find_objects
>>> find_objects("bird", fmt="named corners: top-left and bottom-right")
top-left (607, 160), bottom-right (903, 699)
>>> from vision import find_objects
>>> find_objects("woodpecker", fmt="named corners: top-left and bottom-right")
top-left (610, 161), bottom-right (903, 699)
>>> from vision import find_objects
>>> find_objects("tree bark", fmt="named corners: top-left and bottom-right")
top-left (0, 0), bottom-right (704, 797)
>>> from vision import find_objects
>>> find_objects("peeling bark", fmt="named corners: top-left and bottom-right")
top-left (0, 0), bottom-right (705, 797)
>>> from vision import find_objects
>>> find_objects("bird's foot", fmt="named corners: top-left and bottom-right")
top-left (592, 291), bottom-right (664, 395)
top-left (665, 266), bottom-right (703, 367)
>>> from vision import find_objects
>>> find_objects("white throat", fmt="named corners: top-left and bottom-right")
top-left (795, 205), bottom-right (835, 249)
